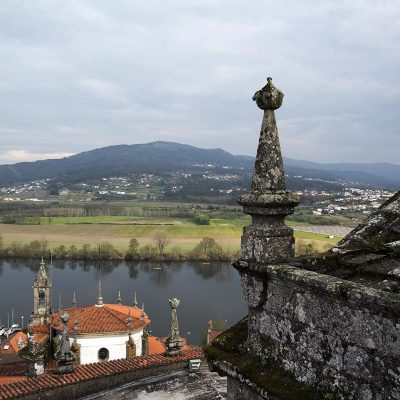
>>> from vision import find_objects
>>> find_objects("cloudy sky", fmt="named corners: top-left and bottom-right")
top-left (0, 1), bottom-right (399, 164)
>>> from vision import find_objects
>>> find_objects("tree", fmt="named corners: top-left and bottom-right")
top-left (193, 213), bottom-right (210, 225)
top-left (80, 243), bottom-right (92, 259)
top-left (128, 238), bottom-right (139, 254)
top-left (192, 237), bottom-right (223, 260)
top-left (139, 244), bottom-right (158, 259)
top-left (153, 232), bottom-right (169, 255)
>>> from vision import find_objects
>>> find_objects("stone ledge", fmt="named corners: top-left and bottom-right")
top-left (234, 261), bottom-right (400, 315)
top-left (204, 319), bottom-right (334, 400)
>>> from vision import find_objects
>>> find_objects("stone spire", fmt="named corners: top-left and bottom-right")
top-left (237, 77), bottom-right (299, 265)
top-left (126, 308), bottom-right (132, 330)
top-left (97, 281), bottom-right (103, 306)
top-left (58, 294), bottom-right (62, 314)
top-left (70, 292), bottom-right (80, 363)
top-left (235, 78), bottom-right (299, 353)
top-left (141, 302), bottom-right (145, 321)
top-left (133, 292), bottom-right (138, 308)
top-left (72, 292), bottom-right (79, 332)
top-left (117, 290), bottom-right (122, 304)
top-left (35, 257), bottom-right (50, 286)
top-left (165, 298), bottom-right (184, 356)
top-left (55, 312), bottom-right (75, 374)
top-left (31, 257), bottom-right (52, 325)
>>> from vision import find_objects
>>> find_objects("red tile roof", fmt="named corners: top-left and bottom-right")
top-left (0, 333), bottom-right (26, 355)
top-left (0, 347), bottom-right (203, 400)
top-left (148, 336), bottom-right (166, 355)
top-left (51, 304), bottom-right (150, 334)
top-left (0, 377), bottom-right (26, 386)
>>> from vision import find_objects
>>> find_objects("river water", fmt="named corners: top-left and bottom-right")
top-left (0, 259), bottom-right (246, 344)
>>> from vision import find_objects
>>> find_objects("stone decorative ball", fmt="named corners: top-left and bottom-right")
top-left (252, 77), bottom-right (284, 110)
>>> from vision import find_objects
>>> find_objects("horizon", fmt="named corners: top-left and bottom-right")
top-left (0, 2), bottom-right (399, 165)
top-left (0, 140), bottom-right (399, 167)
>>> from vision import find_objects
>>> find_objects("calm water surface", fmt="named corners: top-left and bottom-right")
top-left (0, 260), bottom-right (246, 344)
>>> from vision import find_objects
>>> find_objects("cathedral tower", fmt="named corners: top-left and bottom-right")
top-left (31, 258), bottom-right (52, 326)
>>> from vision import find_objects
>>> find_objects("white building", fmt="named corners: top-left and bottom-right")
top-left (51, 298), bottom-right (150, 365)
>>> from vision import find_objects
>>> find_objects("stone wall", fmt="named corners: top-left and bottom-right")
top-left (240, 263), bottom-right (400, 399)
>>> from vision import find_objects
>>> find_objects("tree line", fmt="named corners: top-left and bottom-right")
top-left (0, 234), bottom-right (237, 262)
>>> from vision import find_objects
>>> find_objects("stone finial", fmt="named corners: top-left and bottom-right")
top-left (165, 298), bottom-right (184, 357)
top-left (97, 281), bottom-right (103, 306)
top-left (58, 294), bottom-right (62, 314)
top-left (236, 77), bottom-right (299, 264)
top-left (117, 290), bottom-right (122, 304)
top-left (73, 293), bottom-right (79, 332)
top-left (239, 77), bottom-right (289, 194)
top-left (133, 292), bottom-right (138, 308)
top-left (55, 312), bottom-right (75, 374)
top-left (126, 308), bottom-right (132, 331)
top-left (34, 257), bottom-right (50, 287)
top-left (141, 302), bottom-right (145, 321)
top-left (252, 77), bottom-right (284, 110)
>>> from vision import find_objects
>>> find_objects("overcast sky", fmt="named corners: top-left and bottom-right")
top-left (0, 1), bottom-right (399, 164)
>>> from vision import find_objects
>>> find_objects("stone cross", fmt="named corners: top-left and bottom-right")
top-left (165, 298), bottom-right (184, 356)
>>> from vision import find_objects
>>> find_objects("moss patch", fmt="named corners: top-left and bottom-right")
top-left (204, 318), bottom-right (337, 400)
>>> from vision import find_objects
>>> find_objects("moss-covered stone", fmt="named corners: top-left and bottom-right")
top-left (204, 319), bottom-right (339, 400)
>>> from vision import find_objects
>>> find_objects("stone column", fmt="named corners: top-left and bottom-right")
top-left (236, 78), bottom-right (299, 353)
top-left (165, 298), bottom-right (184, 356)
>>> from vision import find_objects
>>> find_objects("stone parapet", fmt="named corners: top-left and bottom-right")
top-left (223, 261), bottom-right (400, 399)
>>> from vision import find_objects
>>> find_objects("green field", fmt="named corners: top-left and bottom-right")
top-left (0, 214), bottom-right (342, 255)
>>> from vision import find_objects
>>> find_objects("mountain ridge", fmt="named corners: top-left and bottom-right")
top-left (0, 141), bottom-right (398, 189)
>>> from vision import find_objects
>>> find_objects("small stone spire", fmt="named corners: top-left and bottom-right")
top-left (72, 292), bottom-right (79, 332)
top-left (58, 294), bottom-right (62, 314)
top-left (35, 257), bottom-right (50, 286)
top-left (117, 290), bottom-right (122, 304)
top-left (141, 302), bottom-right (145, 321)
top-left (55, 312), bottom-right (75, 374)
top-left (165, 298), bottom-right (184, 356)
top-left (133, 292), bottom-right (138, 308)
top-left (97, 281), bottom-right (103, 306)
top-left (126, 308), bottom-right (132, 331)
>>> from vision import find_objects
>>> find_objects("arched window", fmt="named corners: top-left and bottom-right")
top-left (39, 290), bottom-right (46, 307)
top-left (98, 347), bottom-right (109, 361)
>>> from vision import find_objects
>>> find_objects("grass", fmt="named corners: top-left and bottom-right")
top-left (0, 213), bottom-right (341, 256)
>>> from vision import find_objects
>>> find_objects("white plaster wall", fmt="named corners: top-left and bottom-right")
top-left (69, 330), bottom-right (143, 365)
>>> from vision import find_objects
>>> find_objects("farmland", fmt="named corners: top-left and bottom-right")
top-left (0, 213), bottom-right (342, 256)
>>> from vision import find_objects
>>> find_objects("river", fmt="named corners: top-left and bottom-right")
top-left (0, 259), bottom-right (246, 344)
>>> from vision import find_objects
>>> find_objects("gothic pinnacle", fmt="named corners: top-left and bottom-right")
top-left (58, 294), bottom-right (62, 313)
top-left (117, 290), bottom-right (122, 304)
top-left (133, 292), bottom-right (138, 308)
top-left (141, 302), bottom-right (145, 321)
top-left (97, 281), bottom-right (104, 306)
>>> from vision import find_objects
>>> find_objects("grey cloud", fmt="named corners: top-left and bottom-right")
top-left (0, 0), bottom-right (399, 164)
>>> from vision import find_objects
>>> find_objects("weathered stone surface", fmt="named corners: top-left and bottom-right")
top-left (206, 80), bottom-right (400, 400)
top-left (237, 78), bottom-right (298, 267)
top-left (333, 191), bottom-right (400, 255)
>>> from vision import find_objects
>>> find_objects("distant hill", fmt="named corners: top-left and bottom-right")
top-left (0, 141), bottom-right (398, 190)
